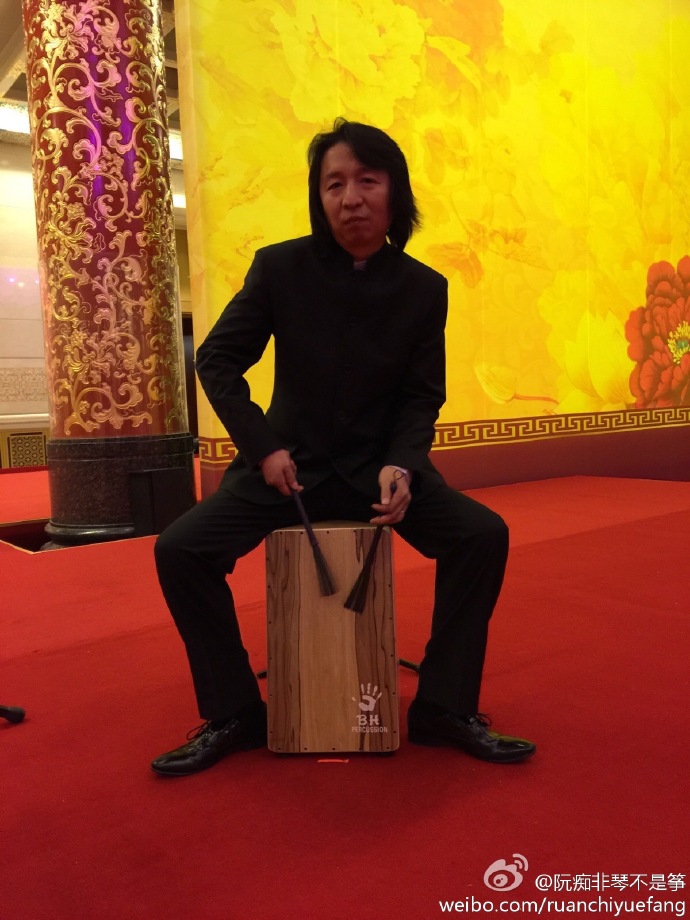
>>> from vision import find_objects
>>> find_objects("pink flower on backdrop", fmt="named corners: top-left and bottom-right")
top-left (625, 256), bottom-right (690, 407)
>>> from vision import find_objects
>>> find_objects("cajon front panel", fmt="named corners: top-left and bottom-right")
top-left (266, 522), bottom-right (398, 753)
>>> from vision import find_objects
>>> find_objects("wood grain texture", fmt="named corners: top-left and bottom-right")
top-left (266, 522), bottom-right (398, 753)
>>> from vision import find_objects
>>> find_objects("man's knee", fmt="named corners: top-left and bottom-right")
top-left (452, 504), bottom-right (509, 555)
top-left (485, 508), bottom-right (509, 543)
top-left (153, 511), bottom-right (199, 570)
top-left (470, 508), bottom-right (509, 562)
top-left (154, 523), bottom-right (182, 570)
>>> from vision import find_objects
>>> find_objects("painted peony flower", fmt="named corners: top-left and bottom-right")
top-left (625, 256), bottom-right (690, 407)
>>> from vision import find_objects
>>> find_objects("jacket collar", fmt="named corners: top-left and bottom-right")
top-left (314, 236), bottom-right (399, 271)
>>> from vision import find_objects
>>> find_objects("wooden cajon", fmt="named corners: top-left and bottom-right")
top-left (266, 522), bottom-right (399, 753)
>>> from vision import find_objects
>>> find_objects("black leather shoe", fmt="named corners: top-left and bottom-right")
top-left (151, 701), bottom-right (267, 776)
top-left (407, 700), bottom-right (535, 763)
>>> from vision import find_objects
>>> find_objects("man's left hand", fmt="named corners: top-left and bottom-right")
top-left (371, 466), bottom-right (411, 525)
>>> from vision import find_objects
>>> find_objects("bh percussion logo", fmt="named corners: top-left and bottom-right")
top-left (484, 854), bottom-right (529, 892)
top-left (351, 683), bottom-right (388, 733)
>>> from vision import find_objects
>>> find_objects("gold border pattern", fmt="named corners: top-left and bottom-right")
top-left (434, 408), bottom-right (690, 450)
top-left (201, 408), bottom-right (690, 469)
top-left (198, 437), bottom-right (237, 467)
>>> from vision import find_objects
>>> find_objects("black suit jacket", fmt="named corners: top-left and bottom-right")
top-left (195, 236), bottom-right (449, 504)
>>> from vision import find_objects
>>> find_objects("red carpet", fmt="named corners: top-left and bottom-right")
top-left (2, 474), bottom-right (689, 920)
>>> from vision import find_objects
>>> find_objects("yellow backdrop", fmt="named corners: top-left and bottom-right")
top-left (175, 0), bottom-right (690, 486)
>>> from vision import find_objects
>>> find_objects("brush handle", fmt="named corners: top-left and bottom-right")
top-left (290, 489), bottom-right (320, 548)
top-left (364, 479), bottom-right (397, 563)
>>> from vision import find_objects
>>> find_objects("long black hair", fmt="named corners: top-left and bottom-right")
top-left (307, 118), bottom-right (421, 251)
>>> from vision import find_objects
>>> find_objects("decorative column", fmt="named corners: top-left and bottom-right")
top-left (23, 0), bottom-right (195, 544)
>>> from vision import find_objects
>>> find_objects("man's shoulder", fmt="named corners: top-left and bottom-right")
top-left (395, 248), bottom-right (447, 288)
top-left (254, 236), bottom-right (314, 263)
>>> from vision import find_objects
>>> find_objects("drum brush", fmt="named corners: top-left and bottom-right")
top-left (344, 481), bottom-right (397, 614)
top-left (290, 489), bottom-right (337, 596)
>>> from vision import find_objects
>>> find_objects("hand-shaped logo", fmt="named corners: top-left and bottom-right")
top-left (483, 854), bottom-right (528, 892)
top-left (353, 682), bottom-right (382, 712)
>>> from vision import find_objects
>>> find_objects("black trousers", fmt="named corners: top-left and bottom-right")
top-left (154, 474), bottom-right (509, 721)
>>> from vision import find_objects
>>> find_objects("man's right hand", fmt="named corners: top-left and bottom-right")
top-left (259, 449), bottom-right (302, 496)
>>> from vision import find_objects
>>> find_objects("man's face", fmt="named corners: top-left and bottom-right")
top-left (319, 142), bottom-right (391, 260)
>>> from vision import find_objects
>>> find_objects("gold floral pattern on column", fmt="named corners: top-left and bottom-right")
top-left (23, 0), bottom-right (186, 437)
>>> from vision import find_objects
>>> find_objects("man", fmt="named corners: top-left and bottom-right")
top-left (151, 119), bottom-right (535, 776)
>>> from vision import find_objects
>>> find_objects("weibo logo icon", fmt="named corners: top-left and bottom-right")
top-left (483, 854), bottom-right (529, 892)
